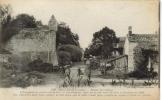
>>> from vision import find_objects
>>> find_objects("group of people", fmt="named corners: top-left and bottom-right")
top-left (62, 59), bottom-right (92, 87)
top-left (100, 62), bottom-right (113, 75)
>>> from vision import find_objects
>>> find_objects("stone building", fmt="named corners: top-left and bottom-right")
top-left (5, 15), bottom-right (58, 68)
top-left (124, 26), bottom-right (159, 72)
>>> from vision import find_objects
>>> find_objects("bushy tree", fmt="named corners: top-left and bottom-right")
top-left (56, 25), bottom-right (80, 47)
top-left (85, 27), bottom-right (118, 58)
top-left (58, 51), bottom-right (71, 66)
top-left (57, 44), bottom-right (82, 62)
top-left (12, 14), bottom-right (37, 28)
top-left (129, 43), bottom-right (156, 78)
top-left (1, 13), bottom-right (37, 43)
top-left (56, 23), bottom-right (81, 65)
top-left (133, 44), bottom-right (149, 77)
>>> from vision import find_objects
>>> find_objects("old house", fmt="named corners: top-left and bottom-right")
top-left (112, 37), bottom-right (126, 57)
top-left (124, 26), bottom-right (159, 73)
top-left (5, 15), bottom-right (58, 68)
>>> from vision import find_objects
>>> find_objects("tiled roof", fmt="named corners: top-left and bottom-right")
top-left (128, 33), bottom-right (159, 51)
top-left (128, 33), bottom-right (158, 42)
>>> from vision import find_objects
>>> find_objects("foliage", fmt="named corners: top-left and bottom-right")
top-left (13, 14), bottom-right (37, 28)
top-left (0, 5), bottom-right (11, 23)
top-left (89, 59), bottom-right (100, 70)
top-left (1, 13), bottom-right (37, 43)
top-left (0, 63), bottom-right (44, 88)
top-left (0, 5), bottom-right (11, 44)
top-left (27, 58), bottom-right (55, 73)
top-left (0, 6), bottom-right (81, 66)
top-left (58, 51), bottom-right (71, 66)
top-left (134, 44), bottom-right (148, 72)
top-left (84, 27), bottom-right (118, 59)
top-left (84, 48), bottom-right (90, 58)
top-left (57, 44), bottom-right (82, 62)
top-left (56, 23), bottom-right (82, 65)
top-left (36, 20), bottom-right (43, 26)
top-left (129, 43), bottom-right (154, 78)
top-left (56, 25), bottom-right (80, 47)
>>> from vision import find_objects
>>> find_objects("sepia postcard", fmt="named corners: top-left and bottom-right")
top-left (0, 0), bottom-right (160, 100)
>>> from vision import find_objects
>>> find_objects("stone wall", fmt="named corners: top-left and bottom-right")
top-left (6, 29), bottom-right (51, 52)
top-left (9, 51), bottom-right (49, 70)
top-left (5, 28), bottom-right (58, 67)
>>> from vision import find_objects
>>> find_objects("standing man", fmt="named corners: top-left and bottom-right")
top-left (85, 58), bottom-right (92, 86)
top-left (77, 68), bottom-right (82, 87)
top-left (63, 65), bottom-right (72, 87)
top-left (64, 65), bottom-right (71, 79)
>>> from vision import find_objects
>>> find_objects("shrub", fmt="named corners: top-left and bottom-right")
top-left (0, 71), bottom-right (45, 88)
top-left (58, 51), bottom-right (71, 66)
top-left (57, 44), bottom-right (82, 62)
top-left (27, 58), bottom-right (54, 73)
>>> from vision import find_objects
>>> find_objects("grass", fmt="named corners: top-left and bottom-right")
top-left (0, 69), bottom-right (45, 88)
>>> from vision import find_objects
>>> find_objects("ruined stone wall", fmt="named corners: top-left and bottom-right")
top-left (5, 28), bottom-right (58, 67)
top-left (6, 29), bottom-right (51, 52)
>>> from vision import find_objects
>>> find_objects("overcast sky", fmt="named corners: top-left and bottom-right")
top-left (1, 0), bottom-right (159, 49)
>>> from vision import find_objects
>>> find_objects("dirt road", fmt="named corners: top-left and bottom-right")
top-left (34, 62), bottom-right (158, 88)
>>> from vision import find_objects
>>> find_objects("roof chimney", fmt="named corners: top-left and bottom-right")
top-left (128, 26), bottom-right (132, 36)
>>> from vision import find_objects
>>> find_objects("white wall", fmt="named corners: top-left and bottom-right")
top-left (123, 35), bottom-right (138, 72)
top-left (128, 42), bottom-right (138, 72)
top-left (124, 35), bottom-right (129, 55)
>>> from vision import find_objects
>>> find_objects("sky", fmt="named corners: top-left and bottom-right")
top-left (0, 0), bottom-right (159, 49)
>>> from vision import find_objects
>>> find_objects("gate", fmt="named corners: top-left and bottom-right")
top-left (99, 55), bottom-right (128, 77)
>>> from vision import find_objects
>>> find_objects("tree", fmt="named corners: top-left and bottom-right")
top-left (85, 27), bottom-right (118, 58)
top-left (133, 44), bottom-right (148, 77)
top-left (12, 14), bottom-right (37, 28)
top-left (56, 23), bottom-right (81, 65)
top-left (0, 5), bottom-right (12, 45)
top-left (84, 48), bottom-right (91, 58)
top-left (130, 43), bottom-right (156, 78)
top-left (36, 20), bottom-right (43, 26)
top-left (1, 13), bottom-right (37, 43)
top-left (73, 33), bottom-right (79, 41)
top-left (0, 4), bottom-right (11, 23)
top-left (56, 24), bottom-right (80, 47)
top-left (58, 51), bottom-right (71, 66)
